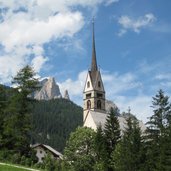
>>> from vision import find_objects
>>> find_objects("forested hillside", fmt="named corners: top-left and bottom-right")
top-left (0, 83), bottom-right (83, 153)
top-left (31, 99), bottom-right (83, 152)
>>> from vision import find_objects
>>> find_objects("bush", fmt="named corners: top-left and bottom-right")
top-left (0, 150), bottom-right (9, 161)
top-left (11, 153), bottom-right (21, 164)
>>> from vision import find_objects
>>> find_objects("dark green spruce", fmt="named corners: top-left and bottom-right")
top-left (2, 65), bottom-right (39, 156)
top-left (104, 107), bottom-right (121, 170)
top-left (112, 117), bottom-right (144, 171)
top-left (145, 89), bottom-right (171, 171)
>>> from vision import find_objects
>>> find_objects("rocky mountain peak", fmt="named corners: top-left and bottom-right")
top-left (63, 89), bottom-right (70, 100)
top-left (34, 77), bottom-right (62, 100)
top-left (105, 100), bottom-right (119, 114)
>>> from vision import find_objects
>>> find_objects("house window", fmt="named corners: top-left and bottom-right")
top-left (87, 100), bottom-right (91, 109)
top-left (40, 150), bottom-right (42, 154)
top-left (97, 100), bottom-right (101, 109)
top-left (87, 81), bottom-right (90, 88)
top-left (98, 81), bottom-right (101, 88)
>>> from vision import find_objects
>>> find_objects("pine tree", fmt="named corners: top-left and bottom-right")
top-left (0, 85), bottom-right (7, 149)
top-left (145, 89), bottom-right (171, 171)
top-left (104, 107), bottom-right (121, 170)
top-left (94, 124), bottom-right (108, 171)
top-left (3, 65), bottom-right (39, 156)
top-left (112, 117), bottom-right (143, 171)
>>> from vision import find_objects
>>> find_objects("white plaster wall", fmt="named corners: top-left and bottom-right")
top-left (83, 113), bottom-right (97, 131)
top-left (35, 147), bottom-right (47, 163)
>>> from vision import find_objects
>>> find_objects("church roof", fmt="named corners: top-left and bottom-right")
top-left (88, 20), bottom-right (102, 89)
top-left (91, 20), bottom-right (98, 72)
top-left (84, 110), bottom-right (146, 133)
top-left (88, 70), bottom-right (102, 90)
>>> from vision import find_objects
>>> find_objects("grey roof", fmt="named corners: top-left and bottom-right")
top-left (89, 110), bottom-right (107, 128)
top-left (31, 143), bottom-right (63, 158)
top-left (43, 144), bottom-right (63, 158)
top-left (89, 20), bottom-right (100, 89)
top-left (88, 110), bottom-right (146, 132)
top-left (91, 20), bottom-right (98, 72)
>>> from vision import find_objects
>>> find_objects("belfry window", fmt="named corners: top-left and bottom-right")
top-left (87, 81), bottom-right (90, 88)
top-left (86, 93), bottom-right (91, 98)
top-left (87, 100), bottom-right (91, 109)
top-left (97, 100), bottom-right (101, 109)
top-left (98, 81), bottom-right (101, 88)
top-left (97, 93), bottom-right (102, 98)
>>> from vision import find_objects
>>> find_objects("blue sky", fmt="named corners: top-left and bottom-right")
top-left (0, 0), bottom-right (171, 122)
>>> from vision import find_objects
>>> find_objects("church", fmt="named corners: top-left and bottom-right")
top-left (83, 22), bottom-right (146, 132)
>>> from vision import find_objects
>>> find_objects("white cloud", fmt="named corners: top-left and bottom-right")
top-left (117, 29), bottom-right (127, 37)
top-left (155, 73), bottom-right (171, 80)
top-left (0, 12), bottom-right (84, 51)
top-left (0, 54), bottom-right (26, 83)
top-left (0, 11), bottom-right (84, 83)
top-left (102, 71), bottom-right (142, 97)
top-left (114, 95), bottom-right (152, 122)
top-left (118, 13), bottom-right (156, 35)
top-left (58, 70), bottom-right (87, 97)
top-left (105, 0), bottom-right (119, 6)
top-left (31, 56), bottom-right (49, 72)
top-left (0, 0), bottom-right (86, 84)
top-left (0, 0), bottom-right (117, 84)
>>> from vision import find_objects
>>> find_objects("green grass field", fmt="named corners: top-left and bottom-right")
top-left (0, 165), bottom-right (29, 171)
top-left (0, 163), bottom-right (40, 171)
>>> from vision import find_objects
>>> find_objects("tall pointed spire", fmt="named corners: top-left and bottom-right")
top-left (91, 18), bottom-right (98, 72)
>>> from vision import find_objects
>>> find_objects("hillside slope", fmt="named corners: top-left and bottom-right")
top-left (31, 98), bottom-right (83, 152)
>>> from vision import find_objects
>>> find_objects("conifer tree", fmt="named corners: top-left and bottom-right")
top-left (145, 89), bottom-right (171, 171)
top-left (94, 124), bottom-right (108, 171)
top-left (3, 65), bottom-right (39, 156)
top-left (104, 107), bottom-right (121, 170)
top-left (112, 117), bottom-right (143, 171)
top-left (0, 85), bottom-right (7, 148)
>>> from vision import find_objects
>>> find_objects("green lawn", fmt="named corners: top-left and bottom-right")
top-left (0, 165), bottom-right (29, 171)
top-left (0, 163), bottom-right (40, 171)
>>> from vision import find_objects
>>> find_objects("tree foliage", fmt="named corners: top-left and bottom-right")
top-left (64, 127), bottom-right (96, 171)
top-left (2, 65), bottom-right (39, 156)
top-left (94, 124), bottom-right (108, 171)
top-left (104, 107), bottom-right (121, 170)
top-left (31, 98), bottom-right (83, 152)
top-left (112, 117), bottom-right (144, 171)
top-left (144, 89), bottom-right (171, 171)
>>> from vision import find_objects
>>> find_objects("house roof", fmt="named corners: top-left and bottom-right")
top-left (31, 144), bottom-right (63, 158)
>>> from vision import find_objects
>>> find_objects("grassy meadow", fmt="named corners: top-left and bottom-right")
top-left (0, 163), bottom-right (40, 171)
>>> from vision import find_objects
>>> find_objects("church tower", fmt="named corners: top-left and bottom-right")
top-left (83, 21), bottom-right (106, 122)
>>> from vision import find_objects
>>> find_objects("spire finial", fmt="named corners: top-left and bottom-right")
top-left (91, 18), bottom-right (98, 72)
top-left (92, 17), bottom-right (95, 24)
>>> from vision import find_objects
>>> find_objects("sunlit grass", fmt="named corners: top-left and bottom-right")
top-left (0, 163), bottom-right (40, 171)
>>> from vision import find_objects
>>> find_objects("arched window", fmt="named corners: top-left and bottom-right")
top-left (98, 81), bottom-right (101, 88)
top-left (97, 100), bottom-right (101, 109)
top-left (87, 81), bottom-right (90, 88)
top-left (87, 100), bottom-right (91, 109)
